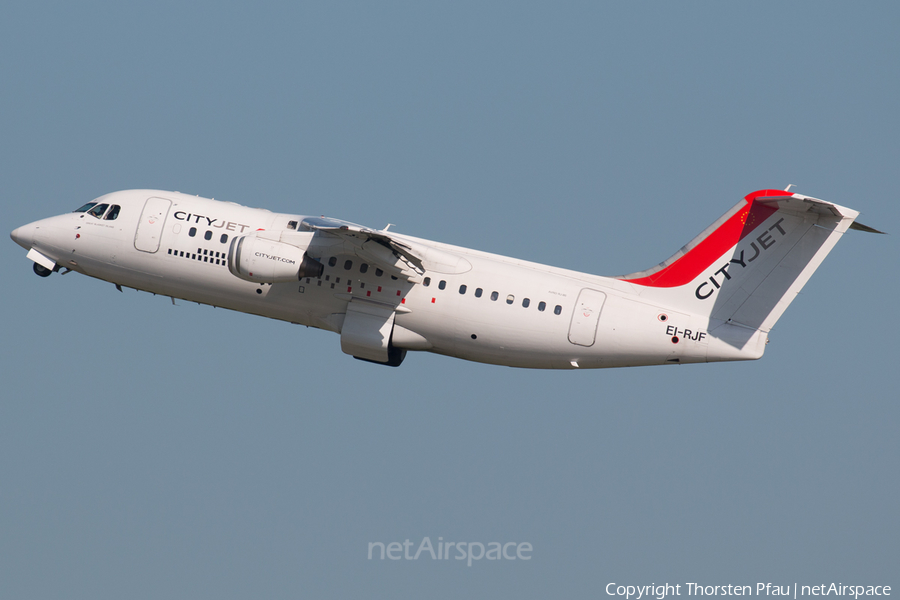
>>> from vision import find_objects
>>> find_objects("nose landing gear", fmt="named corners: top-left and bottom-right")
top-left (33, 262), bottom-right (59, 277)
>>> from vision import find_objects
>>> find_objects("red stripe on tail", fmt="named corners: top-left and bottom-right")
top-left (622, 190), bottom-right (786, 287)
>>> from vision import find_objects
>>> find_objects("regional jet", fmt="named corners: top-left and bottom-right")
top-left (10, 188), bottom-right (880, 368)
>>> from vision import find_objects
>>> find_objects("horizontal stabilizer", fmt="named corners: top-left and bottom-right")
top-left (849, 221), bottom-right (885, 234)
top-left (757, 193), bottom-right (884, 234)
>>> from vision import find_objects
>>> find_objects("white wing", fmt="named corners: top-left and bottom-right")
top-left (300, 217), bottom-right (426, 281)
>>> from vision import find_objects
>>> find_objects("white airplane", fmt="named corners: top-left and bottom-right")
top-left (10, 188), bottom-right (880, 368)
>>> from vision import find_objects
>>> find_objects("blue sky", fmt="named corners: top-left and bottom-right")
top-left (2, 2), bottom-right (897, 598)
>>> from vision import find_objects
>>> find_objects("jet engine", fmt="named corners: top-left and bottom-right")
top-left (227, 235), bottom-right (324, 283)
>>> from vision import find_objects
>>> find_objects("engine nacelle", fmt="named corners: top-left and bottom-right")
top-left (227, 235), bottom-right (324, 283)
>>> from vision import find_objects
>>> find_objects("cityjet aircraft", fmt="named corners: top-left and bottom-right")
top-left (11, 188), bottom-right (879, 368)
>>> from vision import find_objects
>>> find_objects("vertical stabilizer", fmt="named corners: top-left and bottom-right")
top-left (617, 190), bottom-right (864, 337)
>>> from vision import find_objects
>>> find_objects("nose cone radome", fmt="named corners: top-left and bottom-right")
top-left (10, 223), bottom-right (35, 250)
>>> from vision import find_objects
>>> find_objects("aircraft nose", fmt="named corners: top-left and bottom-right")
top-left (10, 223), bottom-right (35, 250)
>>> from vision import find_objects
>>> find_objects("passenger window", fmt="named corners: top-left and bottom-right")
top-left (423, 277), bottom-right (431, 287)
top-left (344, 260), bottom-right (353, 270)
top-left (360, 263), bottom-right (369, 274)
top-left (538, 301), bottom-right (546, 312)
top-left (104, 205), bottom-right (120, 220)
top-left (87, 203), bottom-right (109, 218)
top-left (490, 291), bottom-right (499, 301)
top-left (438, 280), bottom-right (446, 290)
top-left (204, 231), bottom-right (212, 240)
top-left (459, 284), bottom-right (467, 294)
top-left (375, 268), bottom-right (383, 277)
top-left (522, 298), bottom-right (530, 308)
top-left (220, 234), bottom-right (228, 243)
top-left (554, 305), bottom-right (562, 315)
top-left (189, 227), bottom-right (197, 237)
top-left (506, 294), bottom-right (514, 305)
top-left (475, 288), bottom-right (483, 298)
top-left (328, 257), bottom-right (337, 267)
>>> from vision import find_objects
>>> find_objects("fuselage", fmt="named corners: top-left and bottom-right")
top-left (14, 188), bottom-right (862, 369)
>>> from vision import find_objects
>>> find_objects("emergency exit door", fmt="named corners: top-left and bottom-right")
top-left (134, 197), bottom-right (172, 253)
top-left (567, 288), bottom-right (607, 347)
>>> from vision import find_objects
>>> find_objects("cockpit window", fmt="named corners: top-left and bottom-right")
top-left (87, 203), bottom-right (109, 218)
top-left (74, 202), bottom-right (97, 213)
top-left (104, 205), bottom-right (121, 220)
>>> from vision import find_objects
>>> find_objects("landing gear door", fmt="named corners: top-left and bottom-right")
top-left (568, 288), bottom-right (607, 347)
top-left (340, 299), bottom-right (396, 363)
top-left (134, 197), bottom-right (172, 253)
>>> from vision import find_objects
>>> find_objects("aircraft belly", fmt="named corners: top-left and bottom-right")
top-left (396, 294), bottom-right (569, 368)
top-left (418, 288), bottom-right (716, 369)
